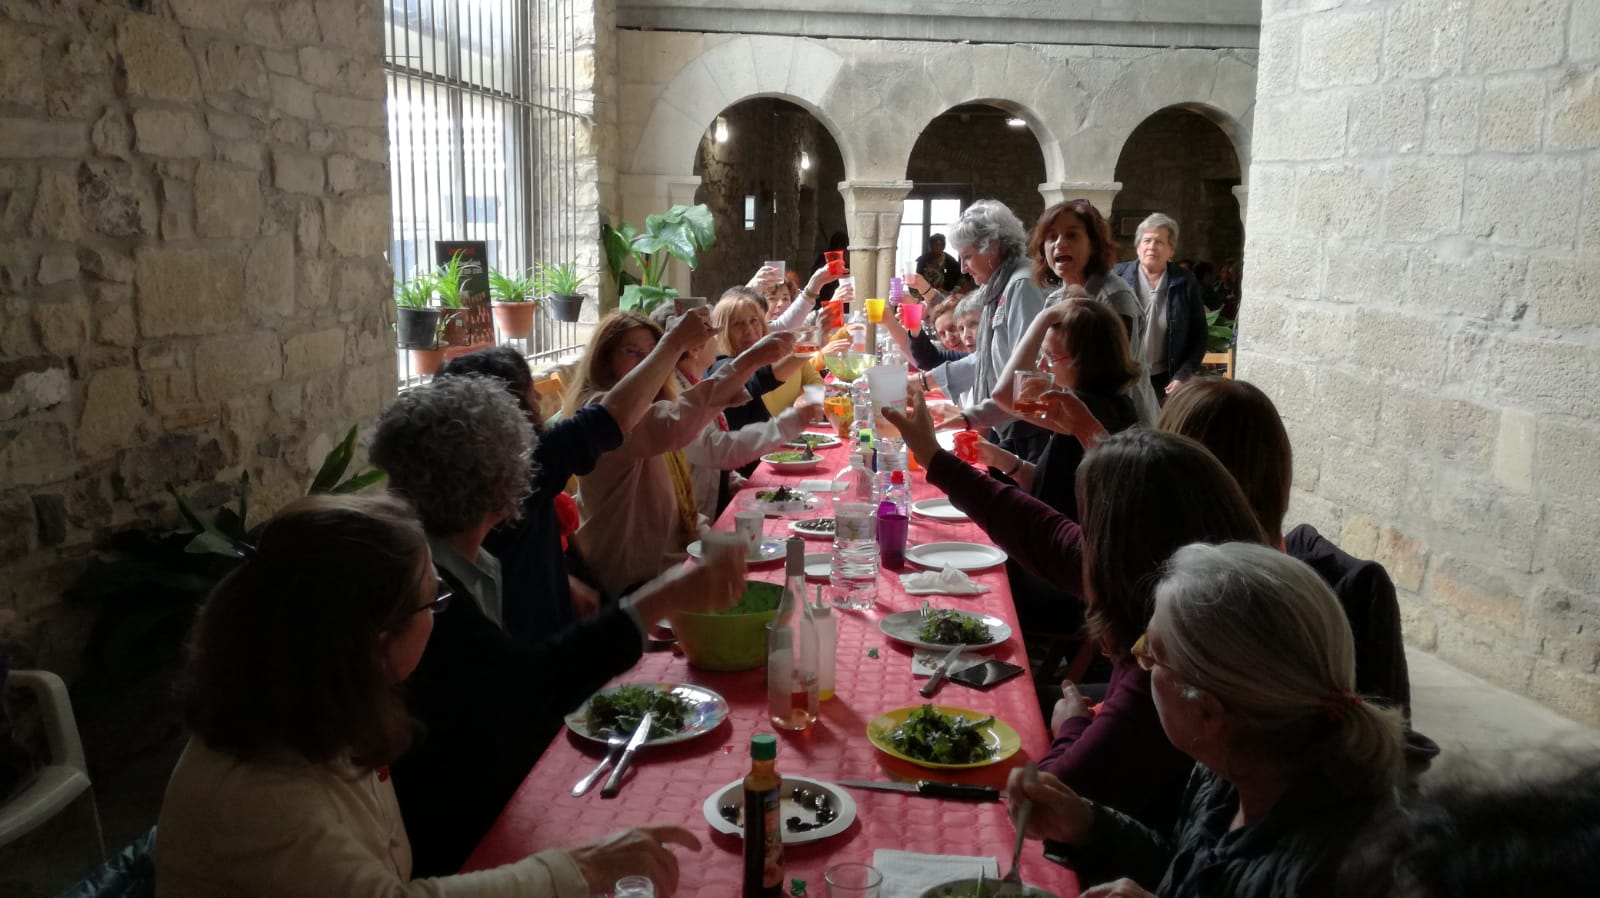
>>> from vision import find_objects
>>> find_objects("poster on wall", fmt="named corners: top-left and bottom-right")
top-left (435, 239), bottom-right (492, 350)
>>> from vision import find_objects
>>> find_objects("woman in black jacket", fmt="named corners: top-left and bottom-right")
top-left (1007, 542), bottom-right (1405, 898)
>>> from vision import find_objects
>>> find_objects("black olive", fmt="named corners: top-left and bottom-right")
top-left (719, 805), bottom-right (740, 823)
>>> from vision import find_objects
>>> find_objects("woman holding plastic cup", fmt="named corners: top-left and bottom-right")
top-left (765, 261), bottom-right (848, 332)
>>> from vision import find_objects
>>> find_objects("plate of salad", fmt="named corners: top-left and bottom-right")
top-left (878, 609), bottom-right (1011, 652)
top-left (919, 879), bottom-right (1060, 898)
top-left (866, 704), bottom-right (1020, 770)
top-left (749, 486), bottom-right (819, 515)
top-left (565, 682), bottom-right (729, 747)
top-left (787, 433), bottom-right (842, 451)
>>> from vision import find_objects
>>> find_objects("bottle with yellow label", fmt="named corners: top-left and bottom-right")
top-left (742, 734), bottom-right (783, 898)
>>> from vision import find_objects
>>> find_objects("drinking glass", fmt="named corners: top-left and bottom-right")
top-left (825, 863), bottom-right (882, 898)
top-left (864, 298), bottom-right (886, 323)
top-left (864, 363), bottom-right (908, 411)
top-left (824, 250), bottom-right (846, 276)
top-left (899, 301), bottom-right (924, 331)
top-left (733, 510), bottom-right (765, 557)
top-left (1013, 370), bottom-right (1052, 418)
top-left (765, 260), bottom-right (786, 282)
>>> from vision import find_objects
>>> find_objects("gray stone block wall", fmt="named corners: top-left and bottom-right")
top-left (0, 0), bottom-right (394, 672)
top-left (1243, 0), bottom-right (1600, 724)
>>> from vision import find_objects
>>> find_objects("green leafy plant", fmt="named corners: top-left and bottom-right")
top-left (395, 269), bottom-right (436, 309)
top-left (488, 267), bottom-right (540, 304)
top-left (434, 250), bottom-right (469, 309)
top-left (1205, 308), bottom-right (1236, 354)
top-left (601, 203), bottom-right (716, 314)
top-left (534, 261), bottom-right (587, 296)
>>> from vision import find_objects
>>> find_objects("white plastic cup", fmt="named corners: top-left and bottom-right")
top-left (864, 363), bottom-right (909, 411)
top-left (733, 510), bottom-right (765, 557)
top-left (802, 383), bottom-right (826, 405)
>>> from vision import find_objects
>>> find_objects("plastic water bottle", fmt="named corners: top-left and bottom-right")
top-left (850, 378), bottom-right (873, 440)
top-left (875, 468), bottom-right (911, 513)
top-left (811, 586), bottom-right (836, 701)
top-left (829, 501), bottom-right (879, 610)
top-left (830, 452), bottom-right (874, 508)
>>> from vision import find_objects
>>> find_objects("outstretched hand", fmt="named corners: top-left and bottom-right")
top-left (1080, 879), bottom-right (1158, 898)
top-left (880, 393), bottom-right (941, 469)
top-left (661, 307), bottom-right (715, 351)
top-left (569, 824), bottom-right (703, 897)
top-left (1036, 390), bottom-right (1108, 449)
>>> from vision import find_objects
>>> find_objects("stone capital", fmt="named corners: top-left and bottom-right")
top-left (1038, 182), bottom-right (1122, 218)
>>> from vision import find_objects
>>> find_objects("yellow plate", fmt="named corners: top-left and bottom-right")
top-left (866, 705), bottom-right (1021, 770)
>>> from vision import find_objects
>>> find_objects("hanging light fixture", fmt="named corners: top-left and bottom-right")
top-left (799, 151), bottom-right (812, 171)
top-left (714, 116), bottom-right (729, 143)
top-left (1006, 117), bottom-right (1027, 128)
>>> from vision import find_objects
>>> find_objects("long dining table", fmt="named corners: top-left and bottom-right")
top-left (464, 433), bottom-right (1081, 896)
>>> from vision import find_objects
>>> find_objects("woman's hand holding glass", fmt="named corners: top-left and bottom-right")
top-left (1035, 390), bottom-right (1109, 449)
top-left (746, 265), bottom-right (782, 292)
top-left (879, 394), bottom-right (941, 470)
top-left (661, 307), bottom-right (715, 351)
top-left (971, 437), bottom-right (1013, 473)
top-left (1004, 768), bottom-right (1095, 846)
top-left (805, 265), bottom-right (843, 298)
top-left (569, 825), bottom-right (703, 898)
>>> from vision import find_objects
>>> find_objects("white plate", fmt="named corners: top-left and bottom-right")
top-left (565, 683), bottom-right (730, 747)
top-left (788, 517), bottom-right (836, 540)
top-left (762, 453), bottom-right (827, 474)
top-left (804, 553), bottom-right (832, 579)
top-left (921, 879), bottom-right (1060, 898)
top-left (687, 539), bottom-right (784, 565)
top-left (788, 433), bottom-right (842, 450)
top-left (878, 609), bottom-right (1011, 651)
top-left (935, 430), bottom-right (958, 452)
top-left (904, 541), bottom-right (1008, 572)
top-left (911, 497), bottom-right (969, 522)
top-left (702, 775), bottom-right (857, 845)
top-left (749, 488), bottom-right (819, 516)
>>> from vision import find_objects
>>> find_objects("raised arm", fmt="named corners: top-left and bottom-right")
top-left (991, 302), bottom-right (1061, 415)
top-left (597, 308), bottom-right (716, 433)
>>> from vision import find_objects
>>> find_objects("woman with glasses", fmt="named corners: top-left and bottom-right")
top-left (156, 494), bottom-right (712, 897)
top-left (1025, 199), bottom-right (1160, 424)
top-left (1006, 542), bottom-right (1405, 898)
top-left (881, 408), bottom-right (1267, 835)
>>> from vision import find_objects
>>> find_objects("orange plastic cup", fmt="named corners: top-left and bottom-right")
top-left (952, 430), bottom-right (981, 464)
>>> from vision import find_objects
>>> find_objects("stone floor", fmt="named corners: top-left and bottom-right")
top-left (2, 648), bottom-right (1598, 898)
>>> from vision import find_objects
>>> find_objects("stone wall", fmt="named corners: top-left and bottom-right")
top-left (691, 99), bottom-right (848, 299)
top-left (1243, 0), bottom-right (1600, 724)
top-left (0, 0), bottom-right (392, 673)
top-left (907, 108), bottom-right (1047, 232)
top-left (1111, 107), bottom-right (1243, 266)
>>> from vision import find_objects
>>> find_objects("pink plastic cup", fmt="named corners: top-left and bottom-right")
top-left (899, 302), bottom-right (924, 331)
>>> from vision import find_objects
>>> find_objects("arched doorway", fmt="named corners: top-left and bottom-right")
top-left (902, 104), bottom-right (1048, 282)
top-left (1110, 106), bottom-right (1243, 271)
top-left (691, 98), bottom-right (848, 298)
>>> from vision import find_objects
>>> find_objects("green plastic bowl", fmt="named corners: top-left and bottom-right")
top-left (672, 580), bottom-right (784, 672)
top-left (823, 352), bottom-right (875, 383)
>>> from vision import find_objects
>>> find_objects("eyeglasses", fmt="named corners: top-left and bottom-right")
top-left (1037, 351), bottom-right (1069, 371)
top-left (617, 346), bottom-right (651, 362)
top-left (1130, 632), bottom-right (1161, 672)
top-left (417, 576), bottom-right (453, 616)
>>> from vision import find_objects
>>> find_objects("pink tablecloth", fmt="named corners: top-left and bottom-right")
top-left (464, 436), bottom-right (1079, 897)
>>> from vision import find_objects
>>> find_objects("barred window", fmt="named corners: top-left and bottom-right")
top-left (385, 0), bottom-right (593, 386)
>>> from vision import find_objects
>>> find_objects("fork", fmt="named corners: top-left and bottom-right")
top-left (1002, 764), bottom-right (1038, 885)
top-left (571, 734), bottom-right (626, 797)
top-left (920, 598), bottom-right (932, 619)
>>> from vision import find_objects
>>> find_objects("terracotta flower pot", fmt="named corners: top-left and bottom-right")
top-left (492, 300), bottom-right (537, 339)
top-left (549, 293), bottom-right (585, 323)
top-left (409, 346), bottom-right (446, 377)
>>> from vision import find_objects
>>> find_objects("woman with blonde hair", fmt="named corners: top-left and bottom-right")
top-left (562, 310), bottom-right (788, 595)
top-left (1007, 542), bottom-right (1405, 898)
top-left (708, 288), bottom-right (822, 478)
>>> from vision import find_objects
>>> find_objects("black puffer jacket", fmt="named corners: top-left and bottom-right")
top-left (1046, 767), bottom-right (1388, 898)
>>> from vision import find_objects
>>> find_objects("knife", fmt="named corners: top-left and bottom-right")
top-left (839, 779), bottom-right (1000, 801)
top-left (920, 643), bottom-right (967, 698)
top-left (600, 710), bottom-right (653, 798)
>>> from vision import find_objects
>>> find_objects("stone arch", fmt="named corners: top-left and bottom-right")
top-left (627, 36), bottom-right (856, 179)
top-left (1111, 104), bottom-right (1244, 266)
top-left (903, 98), bottom-right (1066, 188)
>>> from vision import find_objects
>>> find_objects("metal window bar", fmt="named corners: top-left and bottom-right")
top-left (385, 0), bottom-right (593, 391)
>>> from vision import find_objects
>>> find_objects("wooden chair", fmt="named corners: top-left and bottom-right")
top-left (1201, 346), bottom-right (1235, 379)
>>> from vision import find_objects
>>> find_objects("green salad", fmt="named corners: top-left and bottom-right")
top-left (585, 685), bottom-right (694, 740)
top-left (917, 610), bottom-right (992, 646)
top-left (764, 450), bottom-right (814, 463)
top-left (885, 704), bottom-right (996, 765)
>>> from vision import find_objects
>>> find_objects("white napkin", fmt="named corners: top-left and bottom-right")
top-left (799, 478), bottom-right (840, 492)
top-left (900, 564), bottom-right (990, 595)
top-left (910, 649), bottom-right (984, 678)
top-left (872, 849), bottom-right (999, 898)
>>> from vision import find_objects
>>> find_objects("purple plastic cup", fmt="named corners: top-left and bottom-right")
top-left (876, 502), bottom-right (909, 570)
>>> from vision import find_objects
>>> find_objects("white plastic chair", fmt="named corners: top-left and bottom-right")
top-left (0, 670), bottom-right (106, 860)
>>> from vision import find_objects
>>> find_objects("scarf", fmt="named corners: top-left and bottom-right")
top-left (664, 449), bottom-right (701, 539)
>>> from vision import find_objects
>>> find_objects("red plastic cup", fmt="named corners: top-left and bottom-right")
top-left (825, 250), bottom-right (846, 277)
top-left (953, 430), bottom-right (981, 463)
top-left (900, 301), bottom-right (924, 331)
top-left (822, 300), bottom-right (845, 330)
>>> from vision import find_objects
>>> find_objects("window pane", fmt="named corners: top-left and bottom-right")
top-left (901, 198), bottom-right (924, 225)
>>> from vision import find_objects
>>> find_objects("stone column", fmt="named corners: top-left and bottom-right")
top-left (1231, 183), bottom-right (1248, 229)
top-left (838, 180), bottom-right (913, 300)
top-left (1038, 182), bottom-right (1122, 218)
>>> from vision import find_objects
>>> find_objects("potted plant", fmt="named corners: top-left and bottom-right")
top-left (488, 267), bottom-right (540, 339)
top-left (535, 261), bottom-right (589, 323)
top-left (601, 203), bottom-right (716, 315)
top-left (394, 269), bottom-right (440, 350)
top-left (434, 251), bottom-right (471, 348)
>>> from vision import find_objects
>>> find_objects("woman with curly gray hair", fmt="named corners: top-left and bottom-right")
top-left (924, 199), bottom-right (1052, 462)
top-left (370, 375), bottom-right (749, 877)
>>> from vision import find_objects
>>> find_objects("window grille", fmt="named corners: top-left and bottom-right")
top-left (384, 0), bottom-right (594, 388)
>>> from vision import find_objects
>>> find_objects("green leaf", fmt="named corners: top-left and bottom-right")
top-left (184, 529), bottom-right (239, 556)
top-left (166, 485), bottom-right (207, 534)
top-left (681, 203), bottom-right (715, 251)
top-left (620, 284), bottom-right (678, 314)
top-left (308, 427), bottom-right (357, 494)
top-left (331, 469), bottom-right (387, 494)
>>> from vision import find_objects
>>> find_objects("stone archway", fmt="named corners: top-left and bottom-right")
top-left (1110, 105), bottom-right (1244, 268)
top-left (690, 98), bottom-right (848, 298)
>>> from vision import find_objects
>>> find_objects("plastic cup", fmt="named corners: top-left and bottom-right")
top-left (876, 503), bottom-right (908, 570)
top-left (699, 529), bottom-right (746, 561)
top-left (899, 301), bottom-right (924, 331)
top-left (1014, 370), bottom-right (1053, 418)
top-left (864, 298), bottom-right (886, 323)
top-left (733, 510), bottom-right (765, 557)
top-left (864, 363), bottom-right (908, 411)
top-left (825, 862), bottom-right (883, 898)
top-left (765, 260), bottom-right (786, 281)
top-left (802, 383), bottom-right (826, 405)
top-left (825, 250), bottom-right (846, 276)
top-left (953, 430), bottom-right (981, 463)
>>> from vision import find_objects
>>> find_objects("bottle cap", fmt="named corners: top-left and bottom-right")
top-left (751, 733), bottom-right (777, 760)
top-left (890, 470), bottom-right (905, 484)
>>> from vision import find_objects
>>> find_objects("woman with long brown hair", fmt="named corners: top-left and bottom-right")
top-left (156, 494), bottom-right (708, 897)
top-left (563, 311), bottom-right (789, 595)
